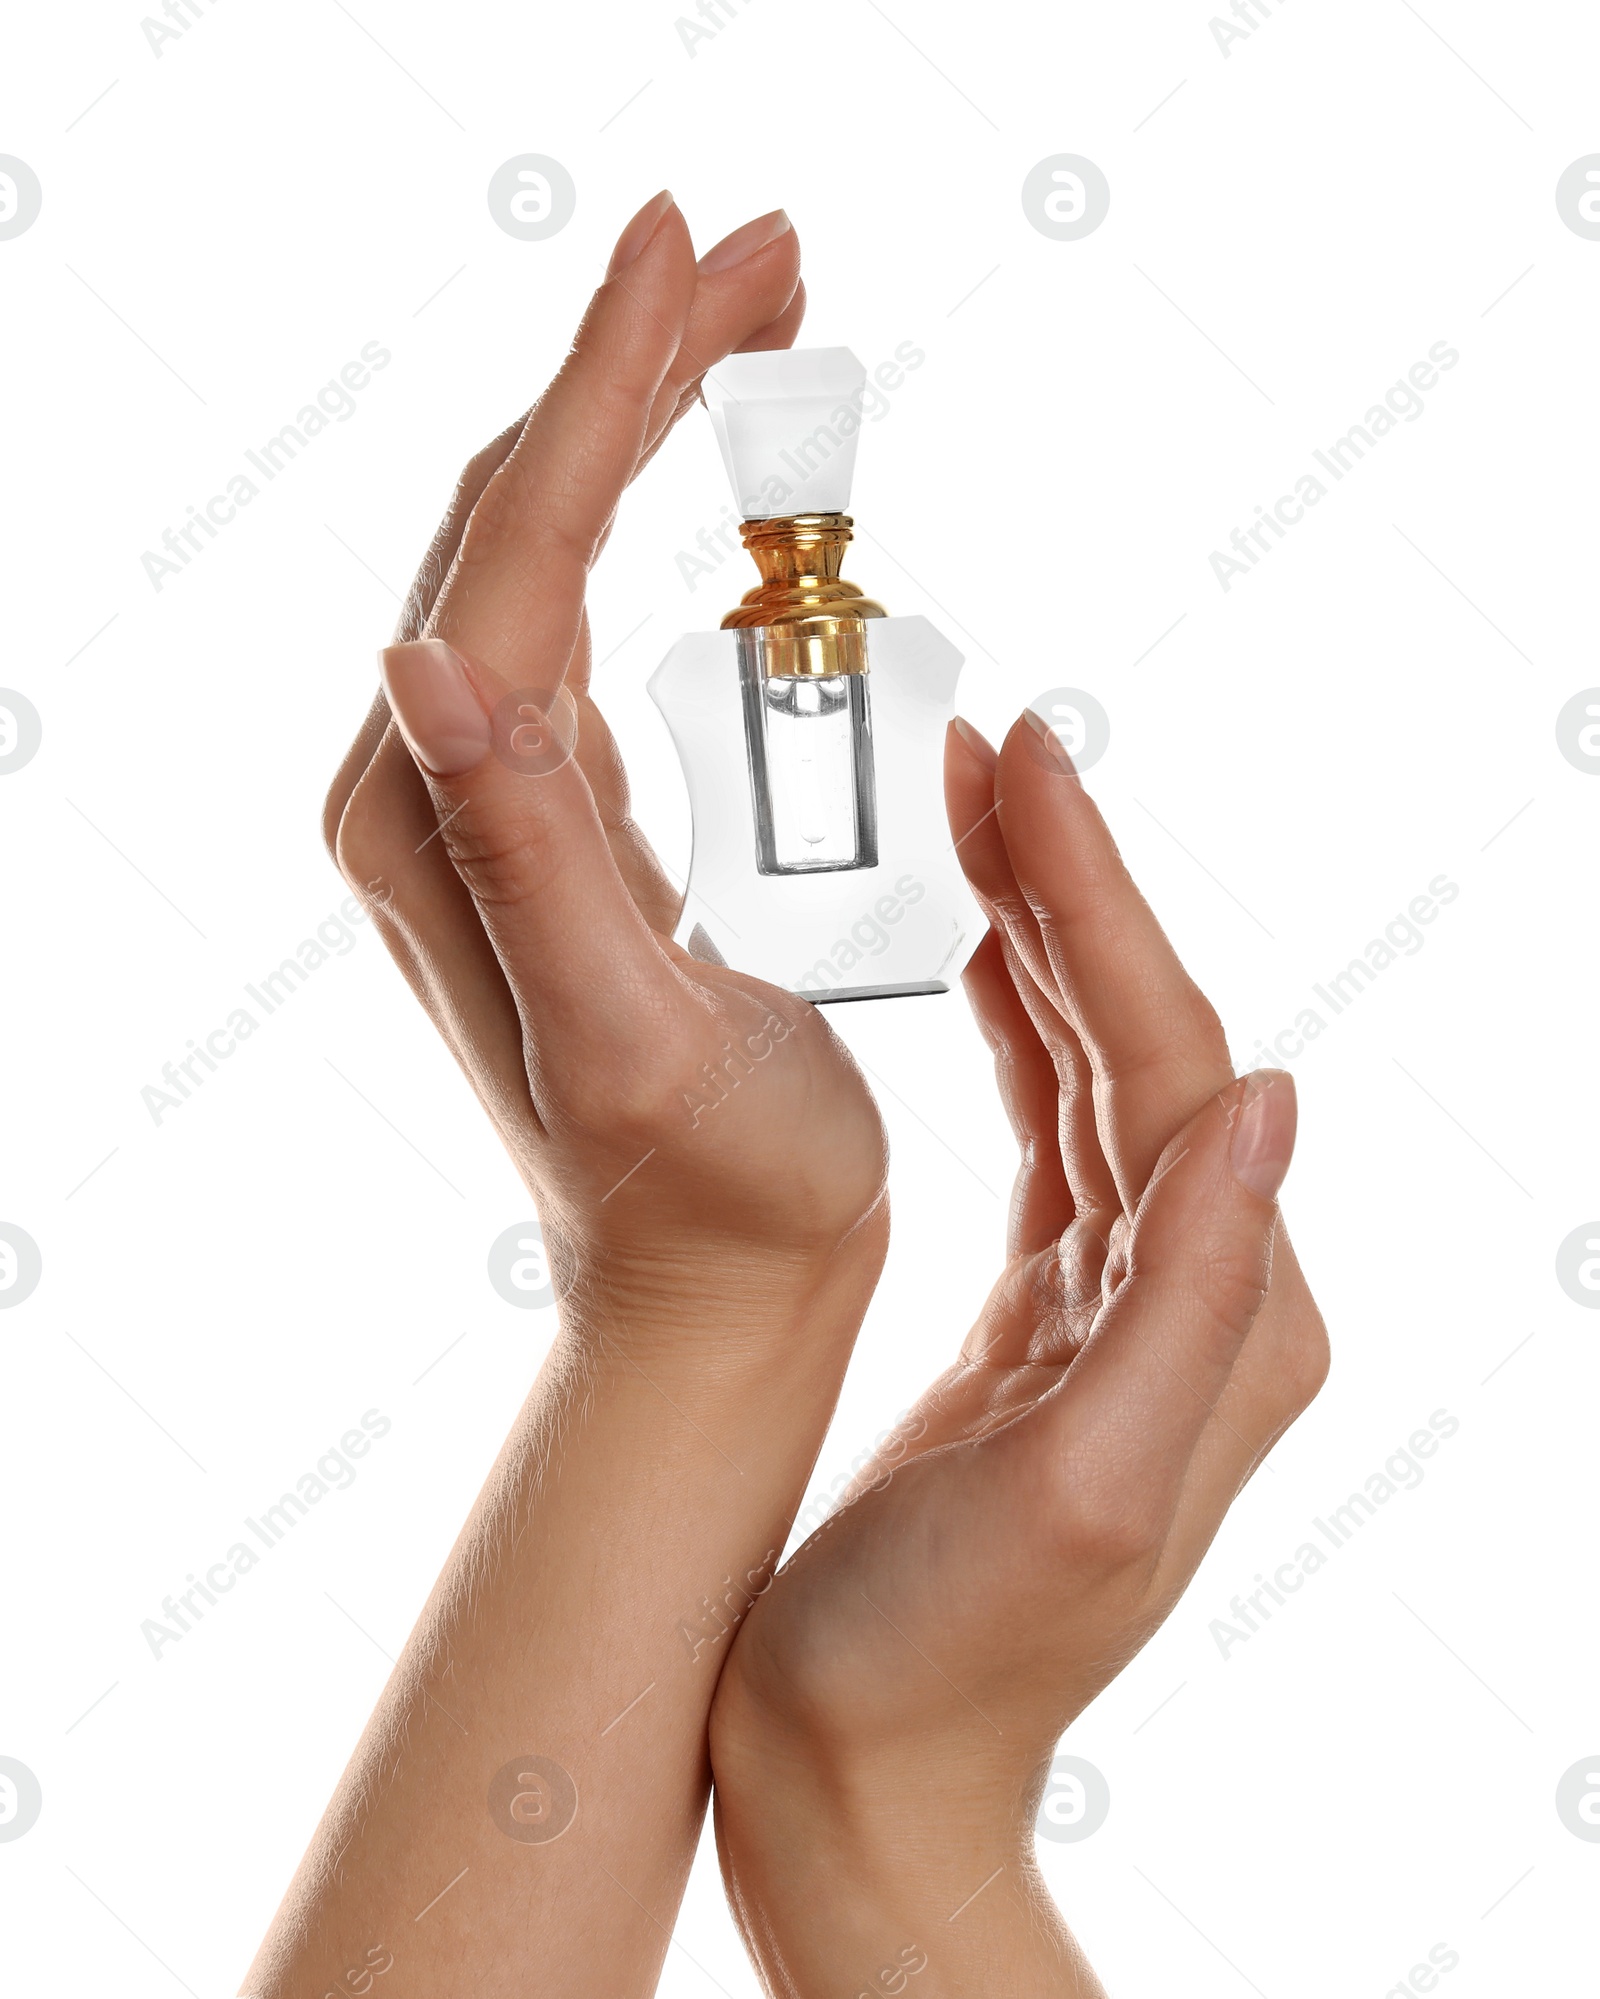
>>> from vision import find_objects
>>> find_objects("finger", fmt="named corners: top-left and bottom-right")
top-left (379, 638), bottom-right (683, 1071)
top-left (631, 278), bottom-right (808, 490)
top-left (567, 612), bottom-right (681, 933)
top-left (961, 928), bottom-right (1071, 1258)
top-left (323, 694), bottom-right (394, 860)
top-left (736, 274), bottom-right (806, 354)
top-left (331, 204), bottom-right (802, 903)
top-left (346, 194), bottom-right (693, 1009)
top-left (322, 416), bottom-right (529, 851)
top-left (333, 729), bottom-right (532, 1130)
top-left (399, 413), bottom-right (527, 645)
top-left (635, 269), bottom-right (807, 462)
top-left (1154, 1217), bottom-right (1328, 1561)
top-left (1039, 1070), bottom-right (1297, 1530)
top-left (946, 717), bottom-right (1118, 1228)
top-left (993, 713), bottom-right (1234, 1207)
top-left (632, 210), bottom-right (804, 481)
top-left (428, 192), bottom-right (697, 687)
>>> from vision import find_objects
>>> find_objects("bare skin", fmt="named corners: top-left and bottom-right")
top-left (707, 719), bottom-right (1330, 1995)
top-left (245, 189), bottom-right (1329, 1999)
top-left (245, 194), bottom-right (891, 1999)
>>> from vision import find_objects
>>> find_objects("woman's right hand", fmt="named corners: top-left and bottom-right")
top-left (252, 198), bottom-right (894, 1999)
top-left (322, 195), bottom-right (890, 1333)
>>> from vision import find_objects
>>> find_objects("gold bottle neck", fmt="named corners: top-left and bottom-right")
top-left (720, 512), bottom-right (885, 677)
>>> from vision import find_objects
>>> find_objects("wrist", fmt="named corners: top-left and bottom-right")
top-left (552, 1197), bottom-right (889, 1370)
top-left (712, 1674), bottom-right (1106, 1998)
top-left (711, 1747), bottom-right (1094, 1998)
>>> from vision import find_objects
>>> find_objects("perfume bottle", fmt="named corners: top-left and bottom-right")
top-left (649, 347), bottom-right (981, 1003)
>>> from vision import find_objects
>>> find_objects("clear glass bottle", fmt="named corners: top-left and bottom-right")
top-left (649, 347), bottom-right (980, 1003)
top-left (741, 655), bottom-right (878, 875)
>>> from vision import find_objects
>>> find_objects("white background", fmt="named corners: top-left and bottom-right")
top-left (3, 1), bottom-right (1598, 1992)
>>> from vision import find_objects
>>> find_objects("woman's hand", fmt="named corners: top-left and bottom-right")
top-left (708, 714), bottom-right (1330, 1994)
top-left (247, 199), bottom-right (892, 1999)
top-left (324, 191), bottom-right (887, 1336)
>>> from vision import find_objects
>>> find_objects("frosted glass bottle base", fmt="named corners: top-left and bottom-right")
top-left (650, 616), bottom-right (982, 1004)
top-left (804, 980), bottom-right (948, 1006)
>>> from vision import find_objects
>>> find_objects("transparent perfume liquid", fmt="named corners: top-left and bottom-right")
top-left (739, 655), bottom-right (879, 876)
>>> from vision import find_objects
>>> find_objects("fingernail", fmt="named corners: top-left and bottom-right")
top-left (379, 639), bottom-right (490, 778)
top-left (608, 190), bottom-right (676, 275)
top-left (1229, 1070), bottom-right (1297, 1202)
top-left (1020, 704), bottom-right (1079, 777)
top-left (697, 208), bottom-right (792, 274)
top-left (951, 715), bottom-right (998, 767)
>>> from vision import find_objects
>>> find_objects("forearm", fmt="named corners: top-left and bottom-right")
top-left (243, 1232), bottom-right (883, 1999)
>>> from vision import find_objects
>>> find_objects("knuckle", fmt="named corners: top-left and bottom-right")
top-left (1196, 1231), bottom-right (1273, 1320)
top-left (1284, 1307), bottom-right (1332, 1413)
top-left (545, 1043), bottom-right (684, 1147)
top-left (1115, 995), bottom-right (1229, 1089)
top-left (454, 452), bottom-right (592, 579)
top-left (1050, 1471), bottom-right (1162, 1573)
top-left (321, 779), bottom-right (348, 866)
top-left (331, 787), bottom-right (380, 893)
top-left (1176, 981), bottom-right (1229, 1057)
top-left (438, 795), bottom-right (556, 915)
top-left (332, 826), bottom-right (396, 922)
top-left (1185, 1243), bottom-right (1272, 1363)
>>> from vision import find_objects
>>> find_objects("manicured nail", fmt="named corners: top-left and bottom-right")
top-left (1020, 703), bottom-right (1079, 777)
top-left (608, 190), bottom-right (676, 275)
top-left (1229, 1070), bottom-right (1297, 1202)
top-left (697, 208), bottom-right (792, 275)
top-left (379, 639), bottom-right (490, 778)
top-left (951, 715), bottom-right (997, 767)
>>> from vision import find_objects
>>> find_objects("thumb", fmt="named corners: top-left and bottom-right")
top-left (1051, 1070), bottom-right (1297, 1487)
top-left (379, 637), bottom-right (683, 1068)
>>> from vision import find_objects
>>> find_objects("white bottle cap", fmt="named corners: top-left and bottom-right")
top-left (702, 346), bottom-right (866, 519)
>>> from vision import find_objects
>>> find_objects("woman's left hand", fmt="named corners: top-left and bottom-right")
top-left (708, 713), bottom-right (1330, 1993)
